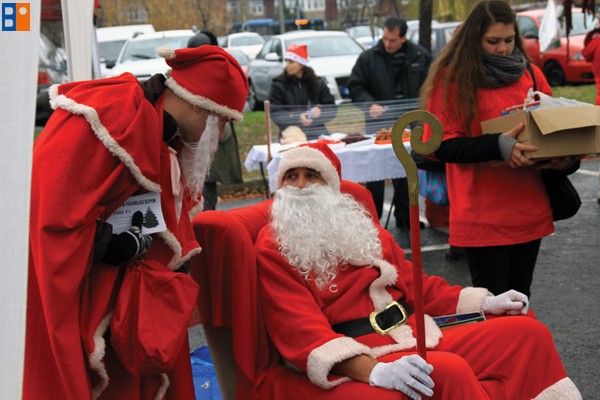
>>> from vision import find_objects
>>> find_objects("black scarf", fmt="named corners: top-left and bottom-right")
top-left (481, 47), bottom-right (528, 88)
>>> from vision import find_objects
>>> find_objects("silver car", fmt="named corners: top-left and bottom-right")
top-left (246, 30), bottom-right (364, 111)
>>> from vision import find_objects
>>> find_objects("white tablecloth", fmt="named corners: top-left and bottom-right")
top-left (244, 139), bottom-right (412, 193)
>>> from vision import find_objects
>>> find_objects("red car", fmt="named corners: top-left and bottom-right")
top-left (517, 8), bottom-right (597, 86)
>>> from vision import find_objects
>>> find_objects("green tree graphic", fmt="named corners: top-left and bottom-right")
top-left (143, 207), bottom-right (159, 228)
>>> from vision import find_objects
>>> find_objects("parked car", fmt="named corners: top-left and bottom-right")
top-left (517, 7), bottom-right (597, 85)
top-left (246, 30), bottom-right (364, 110)
top-left (221, 32), bottom-right (264, 60)
top-left (224, 48), bottom-right (250, 76)
top-left (345, 25), bottom-right (383, 49)
top-left (36, 33), bottom-right (68, 126)
top-left (96, 24), bottom-right (155, 77)
top-left (406, 21), bottom-right (461, 59)
top-left (107, 30), bottom-right (195, 81)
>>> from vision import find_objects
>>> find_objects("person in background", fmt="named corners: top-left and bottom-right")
top-left (252, 141), bottom-right (581, 399)
top-left (420, 0), bottom-right (578, 297)
top-left (188, 31), bottom-right (244, 210)
top-left (269, 44), bottom-right (336, 142)
top-left (583, 22), bottom-right (600, 106)
top-left (347, 17), bottom-right (431, 229)
top-left (582, 22), bottom-right (600, 205)
top-left (25, 45), bottom-right (248, 399)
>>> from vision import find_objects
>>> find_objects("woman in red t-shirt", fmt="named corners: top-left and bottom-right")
top-left (583, 23), bottom-right (600, 105)
top-left (419, 0), bottom-right (578, 297)
top-left (582, 24), bottom-right (600, 205)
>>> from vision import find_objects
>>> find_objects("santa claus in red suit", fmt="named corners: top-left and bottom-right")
top-left (253, 142), bottom-right (582, 399)
top-left (25, 45), bottom-right (247, 400)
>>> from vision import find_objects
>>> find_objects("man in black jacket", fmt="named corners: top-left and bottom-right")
top-left (348, 17), bottom-right (431, 228)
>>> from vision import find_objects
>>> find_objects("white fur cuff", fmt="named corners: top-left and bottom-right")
top-left (306, 336), bottom-right (371, 389)
top-left (533, 377), bottom-right (582, 400)
top-left (456, 287), bottom-right (490, 314)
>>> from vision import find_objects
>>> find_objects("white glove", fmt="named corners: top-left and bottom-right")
top-left (481, 290), bottom-right (529, 315)
top-left (369, 355), bottom-right (434, 399)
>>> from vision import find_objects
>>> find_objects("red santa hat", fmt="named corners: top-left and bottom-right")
top-left (157, 45), bottom-right (248, 122)
top-left (275, 142), bottom-right (342, 192)
top-left (285, 44), bottom-right (309, 66)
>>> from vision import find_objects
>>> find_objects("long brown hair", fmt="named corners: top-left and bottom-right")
top-left (584, 26), bottom-right (600, 46)
top-left (420, 0), bottom-right (528, 133)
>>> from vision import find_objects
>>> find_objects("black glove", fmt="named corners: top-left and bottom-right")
top-left (103, 211), bottom-right (153, 266)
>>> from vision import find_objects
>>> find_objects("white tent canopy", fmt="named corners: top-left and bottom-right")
top-left (0, 0), bottom-right (94, 397)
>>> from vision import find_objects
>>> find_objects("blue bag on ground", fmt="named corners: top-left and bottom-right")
top-left (191, 346), bottom-right (223, 400)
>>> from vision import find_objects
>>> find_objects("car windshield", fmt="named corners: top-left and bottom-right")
top-left (567, 12), bottom-right (598, 35)
top-left (230, 36), bottom-right (264, 46)
top-left (539, 12), bottom-right (599, 36)
top-left (227, 50), bottom-right (250, 65)
top-left (120, 35), bottom-right (191, 63)
top-left (284, 36), bottom-right (364, 57)
top-left (98, 40), bottom-right (126, 62)
top-left (349, 26), bottom-right (380, 37)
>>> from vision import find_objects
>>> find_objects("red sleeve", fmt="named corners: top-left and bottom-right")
top-left (582, 37), bottom-right (600, 61)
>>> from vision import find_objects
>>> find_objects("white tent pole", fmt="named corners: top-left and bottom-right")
top-left (0, 2), bottom-right (40, 398)
top-left (61, 0), bottom-right (94, 81)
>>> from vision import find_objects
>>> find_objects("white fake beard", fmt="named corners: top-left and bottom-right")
top-left (271, 184), bottom-right (383, 291)
top-left (179, 114), bottom-right (220, 199)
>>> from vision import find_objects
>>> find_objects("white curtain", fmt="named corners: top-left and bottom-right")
top-left (0, 1), bottom-right (40, 398)
top-left (0, 0), bottom-right (94, 396)
top-left (61, 0), bottom-right (94, 81)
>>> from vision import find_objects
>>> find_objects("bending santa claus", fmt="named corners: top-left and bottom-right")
top-left (253, 142), bottom-right (582, 399)
top-left (25, 45), bottom-right (248, 399)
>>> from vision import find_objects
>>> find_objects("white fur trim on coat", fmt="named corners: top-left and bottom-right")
top-left (164, 78), bottom-right (243, 122)
top-left (188, 198), bottom-right (204, 219)
top-left (368, 259), bottom-right (398, 310)
top-left (157, 46), bottom-right (176, 60)
top-left (89, 312), bottom-right (112, 400)
top-left (154, 373), bottom-right (170, 400)
top-left (48, 85), bottom-right (162, 194)
top-left (366, 259), bottom-right (443, 351)
top-left (275, 146), bottom-right (341, 192)
top-left (533, 377), bottom-right (582, 400)
top-left (306, 336), bottom-right (372, 389)
top-left (157, 230), bottom-right (202, 270)
top-left (456, 287), bottom-right (491, 314)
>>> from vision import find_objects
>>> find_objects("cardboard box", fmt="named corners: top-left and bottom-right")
top-left (481, 106), bottom-right (600, 160)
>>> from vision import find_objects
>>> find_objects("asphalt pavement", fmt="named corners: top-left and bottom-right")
top-left (190, 157), bottom-right (600, 398)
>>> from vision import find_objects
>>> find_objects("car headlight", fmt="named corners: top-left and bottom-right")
top-left (572, 52), bottom-right (585, 61)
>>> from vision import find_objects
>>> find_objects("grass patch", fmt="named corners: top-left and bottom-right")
top-left (552, 84), bottom-right (596, 104)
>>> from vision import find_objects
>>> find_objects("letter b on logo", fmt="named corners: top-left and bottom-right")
top-left (2, 3), bottom-right (30, 31)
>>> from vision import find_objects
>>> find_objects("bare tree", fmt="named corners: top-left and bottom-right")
top-left (339, 0), bottom-right (374, 28)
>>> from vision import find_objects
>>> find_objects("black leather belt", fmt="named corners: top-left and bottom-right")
top-left (332, 298), bottom-right (413, 337)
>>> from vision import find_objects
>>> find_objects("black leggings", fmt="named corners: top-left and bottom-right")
top-left (464, 239), bottom-right (541, 298)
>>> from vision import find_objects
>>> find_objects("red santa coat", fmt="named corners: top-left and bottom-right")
top-left (25, 73), bottom-right (201, 400)
top-left (582, 35), bottom-right (600, 105)
top-left (255, 222), bottom-right (580, 399)
top-left (424, 65), bottom-right (554, 247)
top-left (255, 223), bottom-right (488, 388)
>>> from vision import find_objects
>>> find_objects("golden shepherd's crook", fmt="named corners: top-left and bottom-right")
top-left (390, 110), bottom-right (443, 361)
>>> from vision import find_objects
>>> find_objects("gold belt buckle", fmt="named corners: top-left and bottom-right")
top-left (369, 301), bottom-right (407, 335)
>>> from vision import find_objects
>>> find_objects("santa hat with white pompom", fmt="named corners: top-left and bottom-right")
top-left (157, 45), bottom-right (248, 122)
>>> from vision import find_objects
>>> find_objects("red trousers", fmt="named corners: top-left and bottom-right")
top-left (255, 316), bottom-right (574, 399)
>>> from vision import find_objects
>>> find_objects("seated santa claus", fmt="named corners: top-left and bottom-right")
top-left (252, 141), bottom-right (582, 399)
